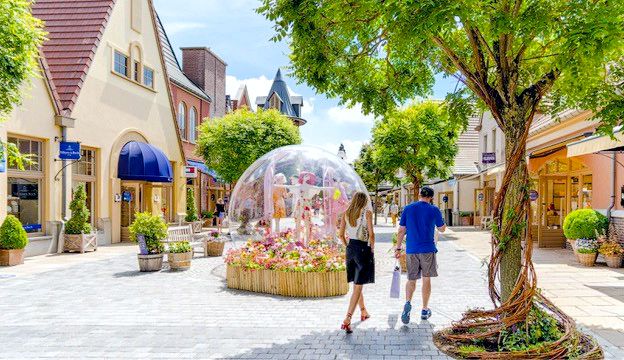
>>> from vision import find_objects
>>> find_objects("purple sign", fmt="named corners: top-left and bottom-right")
top-left (482, 152), bottom-right (496, 164)
top-left (137, 234), bottom-right (148, 255)
top-left (529, 190), bottom-right (539, 201)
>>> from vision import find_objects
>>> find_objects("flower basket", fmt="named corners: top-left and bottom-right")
top-left (205, 240), bottom-right (225, 257)
top-left (168, 251), bottom-right (192, 270)
top-left (604, 254), bottom-right (623, 268)
top-left (137, 254), bottom-right (163, 272)
top-left (577, 252), bottom-right (597, 267)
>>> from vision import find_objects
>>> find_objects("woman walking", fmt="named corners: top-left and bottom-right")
top-left (338, 191), bottom-right (375, 333)
top-left (215, 198), bottom-right (226, 233)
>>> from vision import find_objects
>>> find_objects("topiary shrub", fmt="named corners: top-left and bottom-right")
top-left (563, 209), bottom-right (608, 240)
top-left (65, 184), bottom-right (92, 235)
top-left (185, 187), bottom-right (199, 222)
top-left (0, 215), bottom-right (29, 250)
top-left (128, 212), bottom-right (167, 254)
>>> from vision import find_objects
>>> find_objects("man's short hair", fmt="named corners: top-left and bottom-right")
top-left (420, 187), bottom-right (434, 198)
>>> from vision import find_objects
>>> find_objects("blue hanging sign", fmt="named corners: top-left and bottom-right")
top-left (59, 141), bottom-right (81, 160)
top-left (122, 191), bottom-right (132, 202)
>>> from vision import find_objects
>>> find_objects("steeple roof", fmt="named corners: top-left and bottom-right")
top-left (264, 69), bottom-right (297, 117)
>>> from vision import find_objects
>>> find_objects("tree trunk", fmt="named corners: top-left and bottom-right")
top-left (412, 177), bottom-right (421, 202)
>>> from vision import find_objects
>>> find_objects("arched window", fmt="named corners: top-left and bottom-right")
top-left (189, 107), bottom-right (197, 143)
top-left (178, 102), bottom-right (186, 140)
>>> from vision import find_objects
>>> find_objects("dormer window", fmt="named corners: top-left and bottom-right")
top-left (269, 93), bottom-right (282, 110)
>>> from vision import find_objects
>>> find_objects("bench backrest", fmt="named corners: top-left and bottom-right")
top-left (165, 225), bottom-right (193, 243)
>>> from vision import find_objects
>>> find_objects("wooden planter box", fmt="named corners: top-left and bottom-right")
top-left (204, 240), bottom-right (225, 257)
top-left (0, 249), bottom-right (25, 266)
top-left (64, 233), bottom-right (97, 253)
top-left (168, 251), bottom-right (192, 270)
top-left (137, 254), bottom-right (163, 272)
top-left (226, 265), bottom-right (348, 297)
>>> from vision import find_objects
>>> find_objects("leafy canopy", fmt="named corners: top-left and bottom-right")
top-left (197, 108), bottom-right (301, 183)
top-left (372, 101), bottom-right (465, 186)
top-left (259, 0), bottom-right (624, 129)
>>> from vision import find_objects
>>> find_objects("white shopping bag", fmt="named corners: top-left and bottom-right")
top-left (390, 261), bottom-right (401, 298)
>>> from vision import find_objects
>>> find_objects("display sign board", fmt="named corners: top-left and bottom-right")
top-left (23, 224), bottom-right (42, 232)
top-left (137, 234), bottom-right (148, 255)
top-left (59, 141), bottom-right (81, 160)
top-left (184, 166), bottom-right (198, 178)
top-left (529, 190), bottom-right (539, 201)
top-left (12, 184), bottom-right (38, 200)
top-left (482, 152), bottom-right (496, 164)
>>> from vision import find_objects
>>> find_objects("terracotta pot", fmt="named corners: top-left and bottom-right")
top-left (604, 254), bottom-right (623, 268)
top-left (137, 253), bottom-right (163, 272)
top-left (0, 249), bottom-right (25, 266)
top-left (205, 240), bottom-right (225, 257)
top-left (577, 252), bottom-right (597, 267)
top-left (168, 251), bottom-right (192, 270)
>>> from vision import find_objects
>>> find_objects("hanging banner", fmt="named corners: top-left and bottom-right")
top-left (59, 141), bottom-right (81, 160)
top-left (184, 166), bottom-right (198, 178)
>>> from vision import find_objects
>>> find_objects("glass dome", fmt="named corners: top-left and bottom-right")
top-left (227, 145), bottom-right (369, 242)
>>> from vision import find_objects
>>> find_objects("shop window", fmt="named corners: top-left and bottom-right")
top-left (178, 102), bottom-right (187, 140)
top-left (7, 137), bottom-right (44, 234)
top-left (582, 174), bottom-right (592, 208)
top-left (189, 107), bottom-right (197, 143)
top-left (143, 67), bottom-right (154, 88)
top-left (114, 51), bottom-right (129, 77)
top-left (72, 148), bottom-right (97, 226)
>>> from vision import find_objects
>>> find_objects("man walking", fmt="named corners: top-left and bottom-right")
top-left (389, 201), bottom-right (399, 227)
top-left (394, 187), bottom-right (446, 323)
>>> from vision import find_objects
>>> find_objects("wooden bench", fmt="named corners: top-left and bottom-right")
top-left (164, 225), bottom-right (207, 257)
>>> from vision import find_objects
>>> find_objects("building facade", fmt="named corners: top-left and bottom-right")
top-left (256, 69), bottom-right (306, 126)
top-left (1, 0), bottom-right (188, 255)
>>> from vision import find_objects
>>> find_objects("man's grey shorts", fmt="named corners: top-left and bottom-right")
top-left (406, 253), bottom-right (438, 280)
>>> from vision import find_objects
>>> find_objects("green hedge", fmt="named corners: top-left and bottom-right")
top-left (563, 209), bottom-right (608, 240)
top-left (0, 215), bottom-right (29, 250)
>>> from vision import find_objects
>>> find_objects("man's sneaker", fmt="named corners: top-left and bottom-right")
top-left (421, 308), bottom-right (432, 320)
top-left (401, 302), bottom-right (412, 324)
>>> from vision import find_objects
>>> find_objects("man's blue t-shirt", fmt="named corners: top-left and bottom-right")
top-left (399, 201), bottom-right (445, 254)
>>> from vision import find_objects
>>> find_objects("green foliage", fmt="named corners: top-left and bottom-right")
top-left (65, 184), bottom-right (92, 235)
top-left (0, 215), bottom-right (28, 250)
top-left (563, 209), bottom-right (608, 240)
top-left (372, 101), bottom-right (465, 189)
top-left (185, 187), bottom-right (199, 222)
top-left (353, 143), bottom-right (394, 193)
top-left (499, 307), bottom-right (563, 352)
top-left (169, 241), bottom-right (192, 254)
top-left (197, 108), bottom-right (301, 183)
top-left (0, 0), bottom-right (46, 118)
top-left (128, 212), bottom-right (167, 254)
top-left (598, 241), bottom-right (623, 256)
top-left (201, 210), bottom-right (214, 219)
top-left (459, 211), bottom-right (474, 217)
top-left (458, 344), bottom-right (486, 357)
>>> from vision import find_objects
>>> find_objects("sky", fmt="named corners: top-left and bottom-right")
top-left (153, 0), bottom-right (457, 162)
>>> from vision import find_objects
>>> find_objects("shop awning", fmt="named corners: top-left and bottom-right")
top-left (566, 127), bottom-right (624, 157)
top-left (118, 141), bottom-right (173, 182)
top-left (187, 159), bottom-right (219, 180)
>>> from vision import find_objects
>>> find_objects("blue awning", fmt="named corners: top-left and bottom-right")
top-left (118, 141), bottom-right (173, 183)
top-left (187, 159), bottom-right (219, 180)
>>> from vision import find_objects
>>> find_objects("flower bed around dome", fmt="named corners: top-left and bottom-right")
top-left (225, 230), bottom-right (348, 297)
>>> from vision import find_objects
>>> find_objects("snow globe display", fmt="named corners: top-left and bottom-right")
top-left (227, 145), bottom-right (369, 243)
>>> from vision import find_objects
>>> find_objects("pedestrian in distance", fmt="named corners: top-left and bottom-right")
top-left (215, 198), bottom-right (226, 234)
top-left (394, 187), bottom-right (446, 324)
top-left (338, 191), bottom-right (375, 334)
top-left (390, 201), bottom-right (399, 227)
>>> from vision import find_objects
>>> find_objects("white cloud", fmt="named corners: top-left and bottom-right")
top-left (226, 75), bottom-right (273, 110)
top-left (326, 103), bottom-right (375, 124)
top-left (164, 22), bottom-right (207, 35)
top-left (302, 97), bottom-right (315, 116)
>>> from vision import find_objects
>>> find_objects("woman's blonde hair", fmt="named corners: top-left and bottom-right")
top-left (346, 192), bottom-right (368, 227)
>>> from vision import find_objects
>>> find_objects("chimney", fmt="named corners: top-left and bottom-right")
top-left (181, 47), bottom-right (227, 118)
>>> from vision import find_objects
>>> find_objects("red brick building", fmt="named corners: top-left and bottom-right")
top-left (156, 13), bottom-right (229, 215)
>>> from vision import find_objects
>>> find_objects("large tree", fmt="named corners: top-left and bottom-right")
top-left (0, 0), bottom-right (45, 167)
top-left (372, 101), bottom-right (465, 200)
top-left (196, 108), bottom-right (301, 183)
top-left (353, 142), bottom-right (394, 224)
top-left (259, 0), bottom-right (623, 356)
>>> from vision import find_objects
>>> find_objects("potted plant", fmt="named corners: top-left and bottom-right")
top-left (201, 210), bottom-right (214, 228)
top-left (563, 209), bottom-right (608, 260)
top-left (185, 187), bottom-right (202, 231)
top-left (205, 230), bottom-right (225, 257)
top-left (598, 226), bottom-right (623, 268)
top-left (0, 215), bottom-right (29, 266)
top-left (576, 238), bottom-right (599, 267)
top-left (64, 184), bottom-right (97, 253)
top-left (129, 211), bottom-right (167, 272)
top-left (168, 241), bottom-right (192, 270)
top-left (459, 211), bottom-right (474, 226)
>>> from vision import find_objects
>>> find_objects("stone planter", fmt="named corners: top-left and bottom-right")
top-left (64, 233), bottom-right (97, 253)
top-left (205, 240), bottom-right (225, 257)
top-left (226, 265), bottom-right (348, 297)
top-left (604, 254), bottom-right (623, 268)
top-left (577, 252), bottom-right (598, 267)
top-left (137, 253), bottom-right (164, 272)
top-left (168, 251), bottom-right (192, 270)
top-left (0, 249), bottom-right (25, 266)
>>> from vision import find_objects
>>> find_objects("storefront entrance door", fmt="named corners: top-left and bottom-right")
top-left (120, 183), bottom-right (143, 242)
top-left (537, 176), bottom-right (567, 248)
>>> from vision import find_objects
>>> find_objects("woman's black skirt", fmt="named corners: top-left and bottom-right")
top-left (346, 239), bottom-right (375, 285)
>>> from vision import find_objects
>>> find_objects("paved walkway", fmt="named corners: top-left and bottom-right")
top-left (0, 226), bottom-right (621, 359)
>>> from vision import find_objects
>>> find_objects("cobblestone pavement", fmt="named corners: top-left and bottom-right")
top-left (0, 226), bottom-right (621, 359)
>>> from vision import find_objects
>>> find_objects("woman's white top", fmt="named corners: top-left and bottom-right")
top-left (345, 209), bottom-right (369, 242)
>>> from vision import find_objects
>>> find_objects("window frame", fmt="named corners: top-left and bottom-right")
top-left (178, 102), bottom-right (187, 140)
top-left (189, 106), bottom-right (198, 143)
top-left (113, 50), bottom-right (129, 77)
top-left (143, 66), bottom-right (154, 88)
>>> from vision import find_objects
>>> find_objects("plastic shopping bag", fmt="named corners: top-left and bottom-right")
top-left (390, 261), bottom-right (401, 298)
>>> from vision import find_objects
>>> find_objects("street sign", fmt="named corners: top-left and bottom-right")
top-left (482, 152), bottom-right (496, 164)
top-left (529, 190), bottom-right (539, 201)
top-left (443, 195), bottom-right (449, 203)
top-left (184, 166), bottom-right (198, 178)
top-left (122, 191), bottom-right (132, 202)
top-left (478, 193), bottom-right (485, 201)
top-left (59, 141), bottom-right (81, 160)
